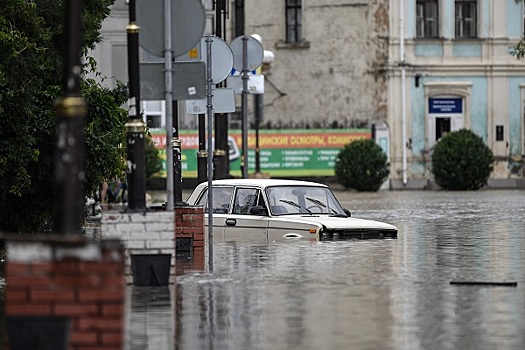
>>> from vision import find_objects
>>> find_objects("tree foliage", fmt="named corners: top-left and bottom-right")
top-left (145, 134), bottom-right (163, 180)
top-left (431, 129), bottom-right (494, 191)
top-left (334, 139), bottom-right (390, 192)
top-left (513, 0), bottom-right (525, 59)
top-left (0, 0), bottom-right (127, 233)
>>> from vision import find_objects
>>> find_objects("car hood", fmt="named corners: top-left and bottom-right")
top-left (279, 215), bottom-right (398, 232)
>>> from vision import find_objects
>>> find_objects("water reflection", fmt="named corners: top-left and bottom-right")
top-left (127, 287), bottom-right (173, 350)
top-left (172, 190), bottom-right (525, 350)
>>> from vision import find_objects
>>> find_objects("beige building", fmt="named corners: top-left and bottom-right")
top-left (242, 0), bottom-right (389, 129)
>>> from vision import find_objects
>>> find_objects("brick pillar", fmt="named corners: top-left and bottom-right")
top-left (174, 206), bottom-right (205, 273)
top-left (4, 236), bottom-right (124, 350)
top-left (100, 211), bottom-right (175, 284)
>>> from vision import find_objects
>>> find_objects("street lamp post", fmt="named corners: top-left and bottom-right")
top-left (54, 0), bottom-right (86, 235)
top-left (125, 0), bottom-right (146, 211)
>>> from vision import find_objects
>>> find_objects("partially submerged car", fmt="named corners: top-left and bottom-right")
top-left (186, 179), bottom-right (398, 243)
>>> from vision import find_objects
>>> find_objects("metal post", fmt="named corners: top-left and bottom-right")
top-left (54, 0), bottom-right (86, 234)
top-left (254, 93), bottom-right (263, 174)
top-left (125, 0), bottom-right (146, 211)
top-left (198, 114), bottom-right (207, 183)
top-left (172, 101), bottom-right (184, 205)
top-left (213, 115), bottom-right (227, 179)
top-left (241, 35), bottom-right (249, 179)
top-left (214, 0), bottom-right (228, 179)
top-left (164, 0), bottom-right (174, 210)
top-left (205, 36), bottom-right (214, 270)
top-left (400, 0), bottom-right (407, 186)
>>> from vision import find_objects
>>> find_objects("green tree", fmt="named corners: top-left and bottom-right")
top-left (145, 134), bottom-right (163, 181)
top-left (431, 129), bottom-right (494, 190)
top-left (334, 138), bottom-right (390, 192)
top-left (0, 0), bottom-right (127, 233)
top-left (513, 0), bottom-right (525, 59)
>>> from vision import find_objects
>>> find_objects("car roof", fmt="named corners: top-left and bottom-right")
top-left (196, 178), bottom-right (329, 190)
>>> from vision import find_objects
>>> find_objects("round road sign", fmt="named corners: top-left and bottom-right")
top-left (137, 0), bottom-right (205, 57)
top-left (230, 35), bottom-right (264, 72)
top-left (200, 36), bottom-right (234, 84)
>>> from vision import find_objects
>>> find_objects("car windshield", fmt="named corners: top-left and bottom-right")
top-left (265, 185), bottom-right (346, 216)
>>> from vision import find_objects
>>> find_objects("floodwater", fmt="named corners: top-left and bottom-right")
top-left (127, 189), bottom-right (525, 350)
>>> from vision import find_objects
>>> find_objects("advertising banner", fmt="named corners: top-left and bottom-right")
top-left (150, 128), bottom-right (370, 178)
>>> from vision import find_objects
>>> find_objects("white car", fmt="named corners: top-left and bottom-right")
top-left (186, 179), bottom-right (398, 243)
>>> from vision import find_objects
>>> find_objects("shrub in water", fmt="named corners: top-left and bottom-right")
top-left (431, 129), bottom-right (494, 190)
top-left (335, 138), bottom-right (390, 191)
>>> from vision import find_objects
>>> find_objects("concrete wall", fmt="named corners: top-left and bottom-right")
top-left (243, 0), bottom-right (390, 129)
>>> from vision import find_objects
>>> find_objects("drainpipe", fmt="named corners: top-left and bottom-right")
top-left (400, 0), bottom-right (407, 186)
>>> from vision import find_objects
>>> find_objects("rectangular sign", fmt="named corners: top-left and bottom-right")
top-left (185, 88), bottom-right (235, 114)
top-left (140, 61), bottom-right (206, 100)
top-left (226, 75), bottom-right (265, 94)
top-left (150, 129), bottom-right (370, 178)
top-left (428, 98), bottom-right (463, 114)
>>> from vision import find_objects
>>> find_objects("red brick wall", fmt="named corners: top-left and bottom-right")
top-left (174, 206), bottom-right (205, 273)
top-left (4, 242), bottom-right (125, 350)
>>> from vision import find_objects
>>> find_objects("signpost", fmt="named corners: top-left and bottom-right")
top-left (230, 35), bottom-right (263, 178)
top-left (183, 36), bottom-right (234, 192)
top-left (136, 0), bottom-right (205, 210)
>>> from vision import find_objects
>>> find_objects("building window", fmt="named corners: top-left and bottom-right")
top-left (455, 0), bottom-right (477, 38)
top-left (143, 101), bottom-right (164, 129)
top-left (416, 0), bottom-right (439, 38)
top-left (285, 0), bottom-right (302, 43)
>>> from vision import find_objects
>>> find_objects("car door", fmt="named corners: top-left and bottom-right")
top-left (224, 187), bottom-right (269, 243)
top-left (195, 186), bottom-right (234, 241)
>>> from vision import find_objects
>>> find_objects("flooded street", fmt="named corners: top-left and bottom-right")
top-left (129, 189), bottom-right (525, 350)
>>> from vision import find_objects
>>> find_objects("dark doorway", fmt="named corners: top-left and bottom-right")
top-left (436, 117), bottom-right (451, 141)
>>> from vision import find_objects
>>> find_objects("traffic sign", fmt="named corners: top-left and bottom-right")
top-left (230, 35), bottom-right (264, 72)
top-left (176, 36), bottom-right (234, 85)
top-left (185, 88), bottom-right (235, 114)
top-left (136, 0), bottom-right (205, 57)
top-left (226, 75), bottom-right (265, 94)
top-left (140, 62), bottom-right (206, 100)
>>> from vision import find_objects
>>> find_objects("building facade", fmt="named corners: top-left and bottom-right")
top-left (388, 0), bottom-right (525, 188)
top-left (91, 0), bottom-right (525, 186)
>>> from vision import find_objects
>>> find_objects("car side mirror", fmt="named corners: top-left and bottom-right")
top-left (343, 209), bottom-right (351, 217)
top-left (250, 206), bottom-right (268, 215)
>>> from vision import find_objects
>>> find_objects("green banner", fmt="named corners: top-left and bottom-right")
top-left (150, 128), bottom-right (370, 178)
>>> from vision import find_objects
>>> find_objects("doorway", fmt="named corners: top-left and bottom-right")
top-left (435, 117), bottom-right (451, 141)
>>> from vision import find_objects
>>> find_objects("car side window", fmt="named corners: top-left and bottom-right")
top-left (233, 188), bottom-right (262, 215)
top-left (196, 186), bottom-right (234, 213)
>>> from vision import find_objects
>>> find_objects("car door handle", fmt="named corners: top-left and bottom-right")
top-left (226, 219), bottom-right (237, 226)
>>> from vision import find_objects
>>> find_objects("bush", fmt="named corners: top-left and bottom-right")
top-left (334, 138), bottom-right (390, 191)
top-left (431, 129), bottom-right (494, 190)
top-left (145, 135), bottom-right (163, 180)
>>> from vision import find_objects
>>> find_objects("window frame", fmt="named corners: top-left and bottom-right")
top-left (285, 0), bottom-right (303, 44)
top-left (455, 0), bottom-right (477, 38)
top-left (196, 186), bottom-right (234, 214)
top-left (416, 0), bottom-right (439, 39)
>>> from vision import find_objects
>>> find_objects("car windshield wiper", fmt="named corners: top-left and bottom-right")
top-left (279, 199), bottom-right (312, 214)
top-left (305, 197), bottom-right (346, 216)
